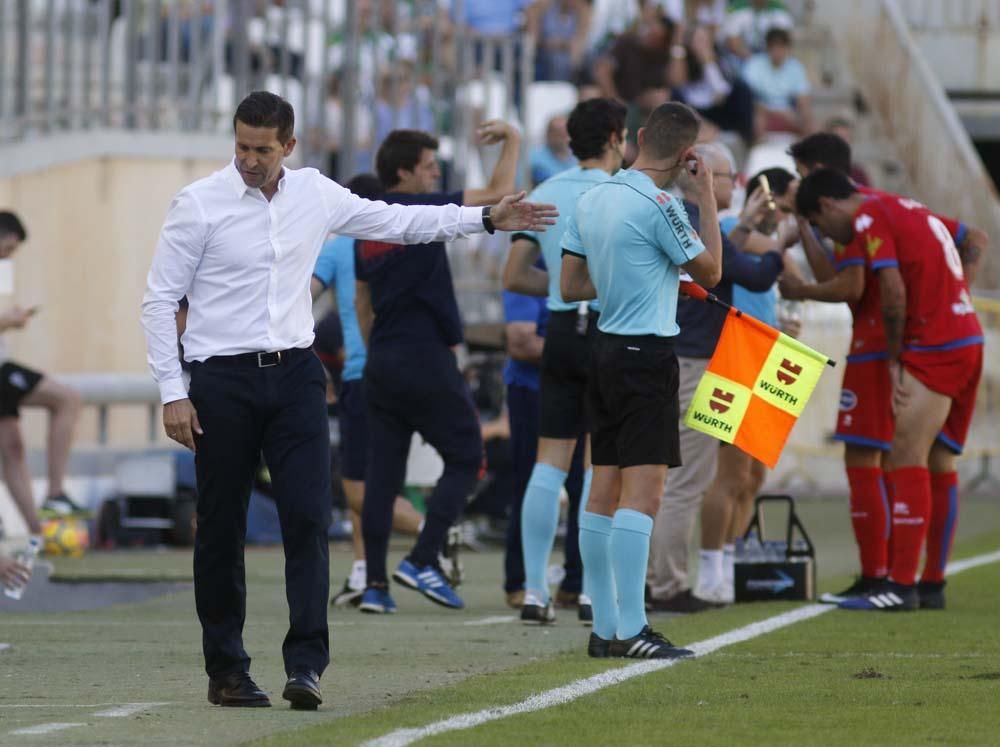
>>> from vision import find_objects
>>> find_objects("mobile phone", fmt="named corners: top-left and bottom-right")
top-left (759, 174), bottom-right (778, 212)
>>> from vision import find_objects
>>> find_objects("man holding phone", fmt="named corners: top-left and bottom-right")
top-left (0, 211), bottom-right (86, 536)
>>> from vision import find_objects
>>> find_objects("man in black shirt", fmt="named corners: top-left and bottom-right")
top-left (355, 123), bottom-right (521, 612)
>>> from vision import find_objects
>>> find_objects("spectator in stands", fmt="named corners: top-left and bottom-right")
top-left (594, 13), bottom-right (675, 160)
top-left (452, 0), bottom-right (532, 34)
top-left (743, 27), bottom-right (815, 137)
top-left (722, 0), bottom-right (794, 61)
top-left (530, 115), bottom-right (577, 186)
top-left (0, 211), bottom-right (85, 536)
top-left (374, 65), bottom-right (435, 148)
top-left (669, 24), bottom-right (755, 144)
top-left (311, 73), bottom-right (374, 179)
top-left (824, 115), bottom-right (872, 186)
top-left (528, 0), bottom-right (592, 82)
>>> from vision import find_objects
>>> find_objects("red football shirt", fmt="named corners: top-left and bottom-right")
top-left (841, 194), bottom-right (982, 351)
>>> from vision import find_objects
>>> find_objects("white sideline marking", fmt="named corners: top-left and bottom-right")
top-left (10, 723), bottom-right (85, 736)
top-left (0, 643), bottom-right (10, 653)
top-left (463, 616), bottom-right (515, 626)
top-left (93, 702), bottom-right (170, 718)
top-left (363, 547), bottom-right (1000, 747)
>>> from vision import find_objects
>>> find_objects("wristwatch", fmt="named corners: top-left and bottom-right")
top-left (482, 206), bottom-right (496, 235)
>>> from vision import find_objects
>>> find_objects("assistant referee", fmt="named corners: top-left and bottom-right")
top-left (560, 102), bottom-right (722, 659)
top-left (141, 92), bottom-right (556, 711)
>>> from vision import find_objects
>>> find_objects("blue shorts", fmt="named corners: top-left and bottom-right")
top-left (338, 378), bottom-right (368, 481)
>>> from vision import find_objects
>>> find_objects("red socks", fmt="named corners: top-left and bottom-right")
top-left (921, 471), bottom-right (959, 584)
top-left (887, 467), bottom-right (932, 585)
top-left (846, 467), bottom-right (889, 578)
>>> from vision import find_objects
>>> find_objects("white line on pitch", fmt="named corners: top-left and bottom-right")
top-left (9, 723), bottom-right (86, 736)
top-left (0, 643), bottom-right (10, 653)
top-left (93, 702), bottom-right (170, 718)
top-left (363, 546), bottom-right (1000, 747)
top-left (463, 616), bottom-right (516, 626)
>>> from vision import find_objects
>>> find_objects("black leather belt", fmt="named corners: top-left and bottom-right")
top-left (204, 348), bottom-right (306, 368)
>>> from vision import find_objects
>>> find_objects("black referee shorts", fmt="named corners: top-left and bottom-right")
top-left (588, 331), bottom-right (681, 468)
top-left (0, 361), bottom-right (44, 418)
top-left (539, 308), bottom-right (599, 440)
top-left (337, 378), bottom-right (368, 481)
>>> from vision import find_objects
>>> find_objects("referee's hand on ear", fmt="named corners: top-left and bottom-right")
top-left (163, 398), bottom-right (204, 452)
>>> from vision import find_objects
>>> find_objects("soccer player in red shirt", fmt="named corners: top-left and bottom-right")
top-left (780, 134), bottom-right (987, 605)
top-left (793, 169), bottom-right (984, 611)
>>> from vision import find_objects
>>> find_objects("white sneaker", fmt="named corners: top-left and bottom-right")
top-left (694, 582), bottom-right (734, 605)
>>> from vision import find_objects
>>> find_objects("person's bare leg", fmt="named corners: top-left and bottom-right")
top-left (728, 459), bottom-right (766, 543)
top-left (701, 445), bottom-right (750, 550)
top-left (391, 496), bottom-right (423, 535)
top-left (21, 378), bottom-right (82, 498)
top-left (0, 418), bottom-right (42, 534)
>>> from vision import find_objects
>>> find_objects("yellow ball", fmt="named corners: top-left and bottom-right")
top-left (41, 517), bottom-right (90, 558)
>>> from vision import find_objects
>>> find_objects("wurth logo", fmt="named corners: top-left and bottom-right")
top-left (776, 358), bottom-right (802, 386)
top-left (710, 388), bottom-right (735, 414)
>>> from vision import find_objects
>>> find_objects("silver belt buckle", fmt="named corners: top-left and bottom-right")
top-left (257, 351), bottom-right (281, 368)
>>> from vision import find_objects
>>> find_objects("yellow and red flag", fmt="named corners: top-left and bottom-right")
top-left (684, 305), bottom-right (833, 468)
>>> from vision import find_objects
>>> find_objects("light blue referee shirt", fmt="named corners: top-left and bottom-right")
top-left (562, 169), bottom-right (705, 337)
top-left (513, 166), bottom-right (612, 312)
top-left (313, 234), bottom-right (366, 382)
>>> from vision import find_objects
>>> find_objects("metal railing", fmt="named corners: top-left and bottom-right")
top-left (0, 0), bottom-right (537, 185)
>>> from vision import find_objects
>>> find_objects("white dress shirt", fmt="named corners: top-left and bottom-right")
top-left (142, 161), bottom-right (485, 404)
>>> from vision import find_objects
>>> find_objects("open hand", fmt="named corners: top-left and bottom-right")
top-left (163, 398), bottom-right (204, 452)
top-left (490, 192), bottom-right (558, 232)
top-left (0, 555), bottom-right (31, 590)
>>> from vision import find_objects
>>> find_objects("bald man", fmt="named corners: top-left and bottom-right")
top-left (647, 143), bottom-right (785, 612)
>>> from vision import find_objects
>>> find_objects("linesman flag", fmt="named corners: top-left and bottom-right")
top-left (680, 281), bottom-right (834, 469)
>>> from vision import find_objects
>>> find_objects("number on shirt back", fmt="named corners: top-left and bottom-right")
top-left (927, 215), bottom-right (964, 280)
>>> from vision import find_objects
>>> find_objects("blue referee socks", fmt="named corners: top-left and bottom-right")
top-left (580, 467), bottom-right (594, 597)
top-left (611, 508), bottom-right (654, 641)
top-left (521, 462), bottom-right (567, 601)
top-left (579, 510), bottom-right (618, 641)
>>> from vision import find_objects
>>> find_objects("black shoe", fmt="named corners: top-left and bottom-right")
top-left (819, 575), bottom-right (886, 604)
top-left (207, 672), bottom-right (271, 707)
top-left (578, 594), bottom-right (593, 625)
top-left (520, 593), bottom-right (556, 624)
top-left (282, 670), bottom-right (322, 711)
top-left (838, 581), bottom-right (919, 611)
top-left (918, 580), bottom-right (946, 610)
top-left (608, 626), bottom-right (695, 659)
top-left (330, 578), bottom-right (364, 607)
top-left (40, 492), bottom-right (92, 519)
top-left (588, 632), bottom-right (611, 658)
top-left (648, 589), bottom-right (722, 614)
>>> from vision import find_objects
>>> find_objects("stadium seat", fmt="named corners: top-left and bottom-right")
top-left (525, 81), bottom-right (578, 145)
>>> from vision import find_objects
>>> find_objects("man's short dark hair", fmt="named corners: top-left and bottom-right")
top-left (567, 98), bottom-right (627, 161)
top-left (765, 27), bottom-right (792, 47)
top-left (345, 173), bottom-right (382, 201)
top-left (0, 211), bottom-right (26, 241)
top-left (746, 167), bottom-right (796, 198)
top-left (796, 168), bottom-right (858, 216)
top-left (640, 102), bottom-right (700, 160)
top-left (788, 133), bottom-right (852, 175)
top-left (233, 91), bottom-right (295, 144)
top-left (376, 130), bottom-right (439, 189)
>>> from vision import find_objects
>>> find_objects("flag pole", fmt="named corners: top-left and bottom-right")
top-left (680, 280), bottom-right (836, 368)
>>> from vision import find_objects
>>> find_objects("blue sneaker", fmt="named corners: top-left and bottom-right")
top-left (838, 582), bottom-right (918, 611)
top-left (359, 587), bottom-right (397, 614)
top-left (392, 559), bottom-right (465, 609)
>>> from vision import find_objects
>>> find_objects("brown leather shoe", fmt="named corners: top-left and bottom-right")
top-left (505, 590), bottom-right (525, 609)
top-left (207, 672), bottom-right (271, 707)
top-left (554, 589), bottom-right (579, 609)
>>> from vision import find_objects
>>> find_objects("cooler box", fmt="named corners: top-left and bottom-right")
top-left (734, 494), bottom-right (816, 602)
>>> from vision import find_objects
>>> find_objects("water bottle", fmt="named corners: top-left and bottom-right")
top-left (3, 535), bottom-right (42, 600)
top-left (790, 538), bottom-right (810, 562)
top-left (743, 533), bottom-right (765, 563)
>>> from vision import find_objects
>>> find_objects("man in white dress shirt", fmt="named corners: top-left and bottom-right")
top-left (141, 91), bottom-right (556, 711)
